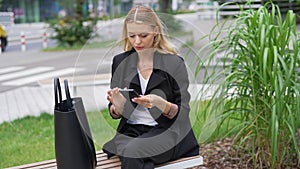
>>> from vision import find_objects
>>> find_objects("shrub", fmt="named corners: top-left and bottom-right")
top-left (50, 17), bottom-right (96, 47)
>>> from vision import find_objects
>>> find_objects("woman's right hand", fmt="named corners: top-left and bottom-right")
top-left (107, 88), bottom-right (126, 117)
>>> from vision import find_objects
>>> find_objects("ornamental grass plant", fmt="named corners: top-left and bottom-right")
top-left (197, 2), bottom-right (300, 168)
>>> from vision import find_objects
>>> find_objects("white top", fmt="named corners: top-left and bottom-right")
top-left (127, 69), bottom-right (158, 126)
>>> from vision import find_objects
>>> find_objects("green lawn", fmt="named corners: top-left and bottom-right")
top-left (42, 40), bottom-right (118, 52)
top-left (0, 113), bottom-right (55, 168)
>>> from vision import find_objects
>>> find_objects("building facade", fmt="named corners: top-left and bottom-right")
top-left (0, 0), bottom-right (142, 23)
top-left (0, 0), bottom-right (60, 23)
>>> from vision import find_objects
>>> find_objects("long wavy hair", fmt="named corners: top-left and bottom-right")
top-left (121, 5), bottom-right (177, 54)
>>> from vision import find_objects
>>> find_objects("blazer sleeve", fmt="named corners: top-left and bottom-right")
top-left (107, 56), bottom-right (119, 118)
top-left (172, 57), bottom-right (191, 120)
top-left (108, 53), bottom-right (136, 119)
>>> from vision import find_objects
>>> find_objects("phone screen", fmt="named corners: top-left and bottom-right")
top-left (119, 89), bottom-right (140, 98)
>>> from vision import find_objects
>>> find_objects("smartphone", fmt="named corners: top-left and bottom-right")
top-left (119, 89), bottom-right (140, 98)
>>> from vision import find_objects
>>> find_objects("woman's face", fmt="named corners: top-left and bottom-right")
top-left (126, 22), bottom-right (157, 52)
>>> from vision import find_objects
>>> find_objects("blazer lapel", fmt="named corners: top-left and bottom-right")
top-left (124, 71), bottom-right (139, 86)
top-left (146, 70), bottom-right (166, 93)
top-left (146, 51), bottom-right (167, 93)
top-left (123, 52), bottom-right (140, 87)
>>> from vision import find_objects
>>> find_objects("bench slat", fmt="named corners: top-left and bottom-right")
top-left (96, 161), bottom-right (121, 169)
top-left (6, 151), bottom-right (203, 169)
top-left (5, 159), bottom-right (56, 169)
top-left (155, 155), bottom-right (203, 169)
top-left (97, 157), bottom-right (120, 165)
top-left (20, 163), bottom-right (57, 169)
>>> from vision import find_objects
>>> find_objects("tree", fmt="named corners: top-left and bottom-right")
top-left (159, 0), bottom-right (171, 13)
top-left (58, 0), bottom-right (86, 18)
top-left (51, 0), bottom-right (96, 47)
top-left (58, 0), bottom-right (76, 17)
top-left (76, 0), bottom-right (84, 17)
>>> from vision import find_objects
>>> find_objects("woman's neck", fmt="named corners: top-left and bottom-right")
top-left (137, 49), bottom-right (154, 74)
top-left (137, 49), bottom-right (154, 65)
top-left (137, 48), bottom-right (154, 58)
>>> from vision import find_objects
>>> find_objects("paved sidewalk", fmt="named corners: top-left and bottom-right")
top-left (0, 74), bottom-right (111, 124)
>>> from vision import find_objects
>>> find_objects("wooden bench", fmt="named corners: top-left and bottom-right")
top-left (6, 151), bottom-right (203, 169)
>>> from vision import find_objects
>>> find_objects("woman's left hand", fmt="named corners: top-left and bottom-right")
top-left (131, 94), bottom-right (154, 108)
top-left (132, 94), bottom-right (168, 111)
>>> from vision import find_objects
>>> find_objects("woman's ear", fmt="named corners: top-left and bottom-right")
top-left (153, 26), bottom-right (159, 36)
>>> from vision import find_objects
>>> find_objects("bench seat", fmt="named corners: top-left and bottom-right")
top-left (6, 151), bottom-right (203, 169)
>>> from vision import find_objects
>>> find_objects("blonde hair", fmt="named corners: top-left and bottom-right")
top-left (122, 6), bottom-right (177, 54)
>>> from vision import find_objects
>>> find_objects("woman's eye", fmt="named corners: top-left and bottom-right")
top-left (140, 34), bottom-right (149, 38)
top-left (128, 35), bottom-right (135, 38)
top-left (128, 33), bottom-right (149, 38)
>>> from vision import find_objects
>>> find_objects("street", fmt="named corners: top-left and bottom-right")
top-left (0, 47), bottom-right (118, 92)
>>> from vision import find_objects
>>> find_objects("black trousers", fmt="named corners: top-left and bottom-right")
top-left (115, 123), bottom-right (176, 169)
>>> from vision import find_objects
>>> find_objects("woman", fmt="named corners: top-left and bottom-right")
top-left (103, 5), bottom-right (199, 169)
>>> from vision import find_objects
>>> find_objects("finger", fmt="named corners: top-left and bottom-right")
top-left (133, 96), bottom-right (148, 102)
top-left (107, 89), bottom-right (113, 96)
top-left (107, 95), bottom-right (113, 102)
top-left (131, 98), bottom-right (144, 105)
top-left (111, 88), bottom-right (119, 96)
top-left (134, 98), bottom-right (150, 107)
top-left (107, 92), bottom-right (113, 98)
top-left (111, 87), bottom-right (119, 93)
top-left (145, 102), bottom-right (152, 108)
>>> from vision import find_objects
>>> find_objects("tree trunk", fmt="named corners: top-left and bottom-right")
top-left (76, 0), bottom-right (84, 19)
top-left (159, 0), bottom-right (171, 13)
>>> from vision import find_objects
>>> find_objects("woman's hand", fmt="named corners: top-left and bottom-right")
top-left (107, 88), bottom-right (126, 117)
top-left (132, 94), bottom-right (178, 119)
top-left (132, 94), bottom-right (171, 113)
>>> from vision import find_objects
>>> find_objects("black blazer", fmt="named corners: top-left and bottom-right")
top-left (103, 50), bottom-right (199, 159)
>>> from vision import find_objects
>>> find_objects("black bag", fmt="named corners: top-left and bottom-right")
top-left (54, 77), bottom-right (97, 169)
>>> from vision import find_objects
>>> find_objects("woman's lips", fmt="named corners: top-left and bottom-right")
top-left (135, 46), bottom-right (143, 50)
